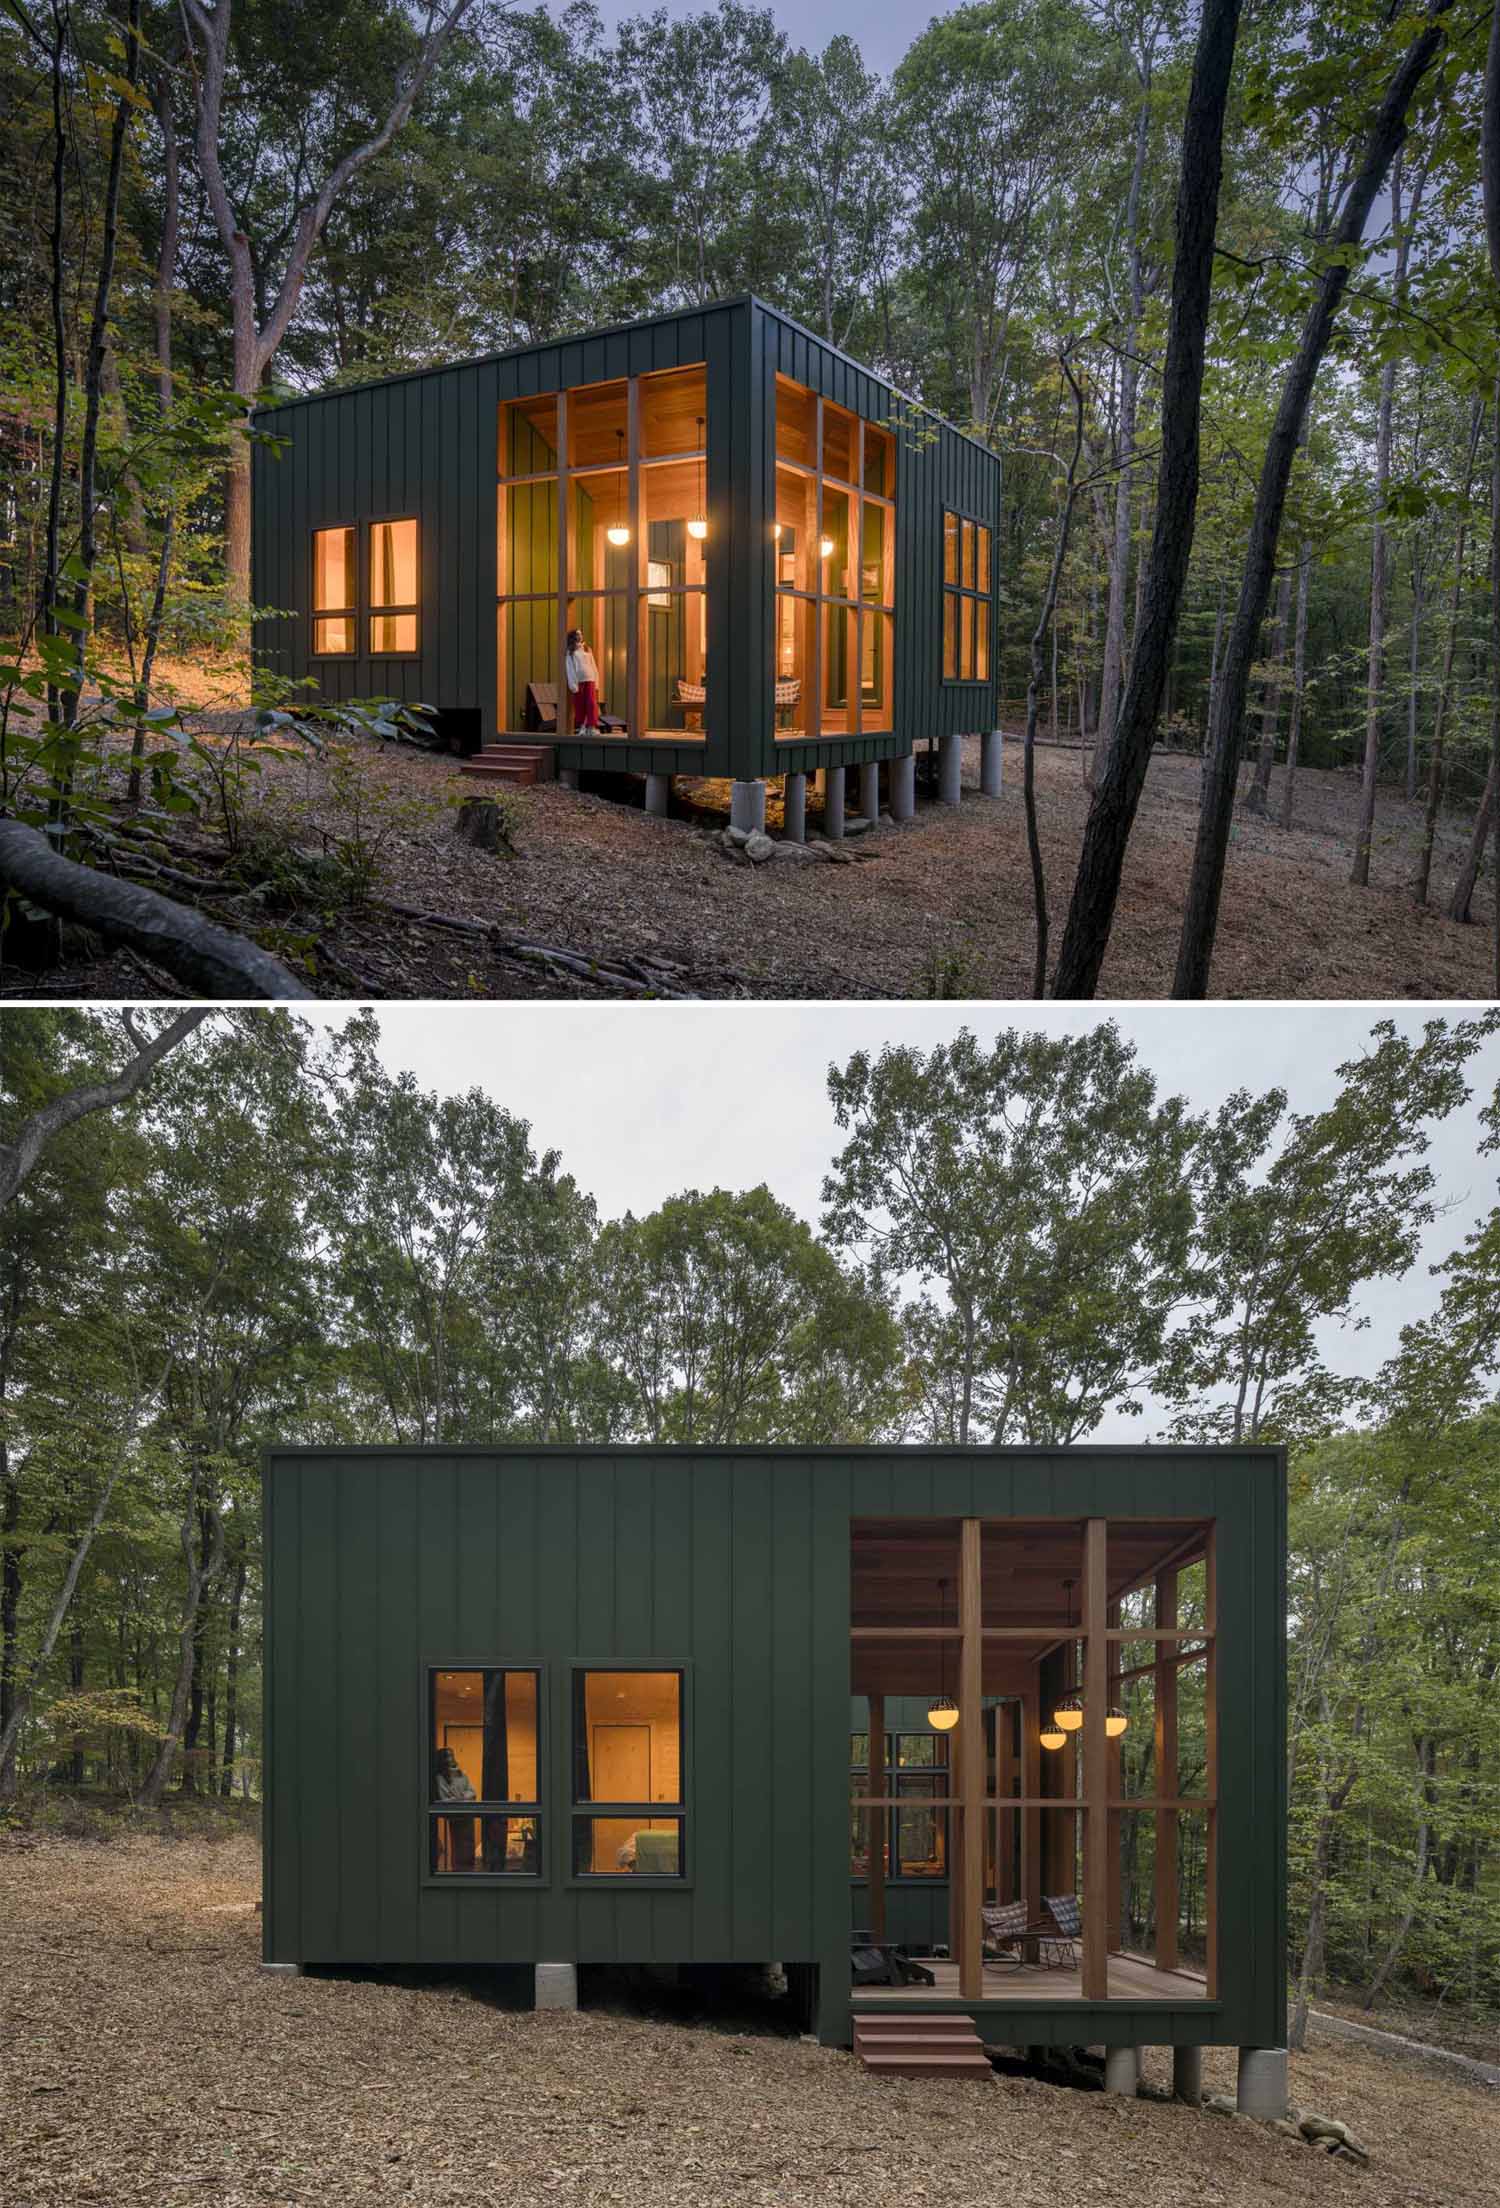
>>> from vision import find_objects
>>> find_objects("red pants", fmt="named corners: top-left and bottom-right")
top-left (572, 680), bottom-right (599, 731)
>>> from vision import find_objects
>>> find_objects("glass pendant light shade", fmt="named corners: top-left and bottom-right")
top-left (927, 1695), bottom-right (959, 1732)
top-left (1105, 1705), bottom-right (1129, 1738)
top-left (1039, 1723), bottom-right (1067, 1751)
top-left (818, 533), bottom-right (835, 559)
top-left (1054, 1694), bottom-right (1084, 1732)
top-left (687, 517), bottom-right (708, 540)
top-left (687, 416), bottom-right (708, 539)
top-left (607, 524), bottom-right (630, 547)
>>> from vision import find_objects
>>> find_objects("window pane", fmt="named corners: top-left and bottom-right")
top-left (569, 471), bottom-right (631, 593)
top-left (895, 1774), bottom-right (948, 1877)
top-left (573, 1670), bottom-right (682, 1802)
top-left (977, 525), bottom-right (992, 596)
top-left (498, 481), bottom-right (558, 596)
top-left (370, 519), bottom-right (417, 608)
top-left (645, 589), bottom-right (706, 734)
top-left (944, 512), bottom-right (959, 587)
top-left (821, 603), bottom-right (855, 732)
top-left (896, 1734), bottom-right (942, 1768)
top-left (775, 467), bottom-right (818, 593)
top-left (822, 402), bottom-right (856, 483)
top-left (501, 396), bottom-right (558, 477)
top-left (863, 423), bottom-right (894, 498)
top-left (861, 610), bottom-right (893, 730)
top-left (500, 599), bottom-right (558, 732)
top-left (976, 598), bottom-right (990, 681)
top-left (431, 1668), bottom-right (539, 1801)
top-left (573, 1815), bottom-right (682, 1877)
top-left (566, 595), bottom-right (628, 731)
top-left (312, 526), bottom-right (353, 612)
top-left (962, 519), bottom-right (977, 590)
top-left (960, 596), bottom-right (975, 681)
top-left (776, 376), bottom-right (816, 470)
top-left (568, 380), bottom-right (628, 471)
top-left (943, 591), bottom-right (958, 679)
top-left (774, 595), bottom-right (813, 736)
top-left (312, 615), bottom-right (352, 656)
top-left (432, 1815), bottom-right (540, 1876)
top-left (642, 461), bottom-right (709, 588)
top-left (640, 366), bottom-right (706, 458)
top-left (860, 502), bottom-right (889, 604)
top-left (369, 612), bottom-right (417, 655)
top-left (820, 485), bottom-right (852, 601)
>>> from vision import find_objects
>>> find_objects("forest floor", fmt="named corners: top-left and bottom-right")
top-left (3, 1828), bottom-right (1498, 2207)
top-left (7, 707), bottom-right (1496, 1001)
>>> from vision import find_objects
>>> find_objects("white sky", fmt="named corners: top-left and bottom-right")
top-left (585, 1), bottom-right (954, 72)
top-left (296, 1002), bottom-right (1499, 1439)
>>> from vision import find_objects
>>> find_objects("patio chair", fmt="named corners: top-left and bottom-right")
top-left (1041, 1892), bottom-right (1082, 1968)
top-left (849, 1934), bottom-right (936, 1988)
top-left (525, 679), bottom-right (627, 736)
top-left (981, 1899), bottom-right (1046, 1970)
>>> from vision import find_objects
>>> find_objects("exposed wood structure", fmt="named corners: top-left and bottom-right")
top-left (1156, 1566), bottom-right (1180, 1973)
top-left (1082, 1517), bottom-right (1110, 1998)
top-left (865, 1689), bottom-right (885, 1942)
top-left (959, 1518), bottom-right (984, 1998)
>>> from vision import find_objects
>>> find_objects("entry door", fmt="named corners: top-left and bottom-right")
top-left (591, 1723), bottom-right (651, 1872)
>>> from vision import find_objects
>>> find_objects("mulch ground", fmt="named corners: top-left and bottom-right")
top-left (3, 1830), bottom-right (1497, 2206)
top-left (5, 728), bottom-right (1496, 1002)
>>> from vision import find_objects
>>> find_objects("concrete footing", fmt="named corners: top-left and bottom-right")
top-left (730, 779), bottom-right (766, 834)
top-left (783, 772), bottom-right (807, 844)
top-left (260, 1961), bottom-right (303, 1976)
top-left (558, 767), bottom-right (580, 791)
top-left (939, 731), bottom-right (963, 806)
top-left (890, 752), bottom-right (915, 821)
top-left (980, 727), bottom-right (1003, 797)
top-left (1104, 2045), bottom-right (1141, 2096)
top-left (1236, 2046), bottom-right (1288, 2119)
top-left (858, 761), bottom-right (879, 823)
top-left (823, 767), bottom-right (845, 839)
top-left (535, 1962), bottom-right (578, 2011)
top-left (1172, 2044), bottom-right (1203, 2105)
top-left (644, 773), bottom-right (670, 818)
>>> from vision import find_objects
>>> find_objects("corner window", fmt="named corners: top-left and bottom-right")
top-left (311, 526), bottom-right (355, 656)
top-left (370, 517), bottom-right (419, 655)
top-left (428, 1667), bottom-right (542, 1876)
top-left (942, 512), bottom-right (991, 682)
top-left (773, 376), bottom-right (896, 741)
top-left (571, 1668), bottom-right (685, 1878)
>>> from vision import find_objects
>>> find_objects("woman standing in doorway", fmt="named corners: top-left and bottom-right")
top-left (565, 628), bottom-right (601, 733)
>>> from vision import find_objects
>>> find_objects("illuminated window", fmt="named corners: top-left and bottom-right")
top-left (571, 1668), bottom-right (685, 1878)
top-left (428, 1668), bottom-right (542, 1877)
top-left (311, 526), bottom-right (354, 656)
top-left (850, 1729), bottom-right (949, 1879)
top-left (369, 518), bottom-right (418, 655)
top-left (942, 511), bottom-right (992, 682)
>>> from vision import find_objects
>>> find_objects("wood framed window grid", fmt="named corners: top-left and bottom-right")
top-left (774, 376), bottom-right (896, 744)
top-left (423, 1663), bottom-right (546, 1886)
top-left (566, 1662), bottom-right (690, 1886)
top-left (367, 516), bottom-right (420, 658)
top-left (850, 1728), bottom-right (950, 1881)
top-left (496, 371), bottom-right (708, 742)
top-left (310, 524), bottom-right (356, 657)
top-left (942, 510), bottom-right (992, 684)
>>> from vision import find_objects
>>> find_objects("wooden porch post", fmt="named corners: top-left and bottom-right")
top-left (555, 390), bottom-right (570, 745)
top-left (627, 377), bottom-right (642, 742)
top-left (1106, 1598), bottom-right (1122, 1957)
top-left (1204, 1528), bottom-right (1219, 1997)
top-left (1082, 1517), bottom-right (1108, 1999)
top-left (866, 1691), bottom-right (885, 1942)
top-left (1021, 1685), bottom-right (1041, 1925)
top-left (1154, 1568), bottom-right (1179, 1972)
top-left (959, 1517), bottom-right (983, 1998)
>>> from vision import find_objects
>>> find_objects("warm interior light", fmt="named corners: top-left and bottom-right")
top-left (927, 1696), bottom-right (959, 1732)
top-left (1039, 1725), bottom-right (1067, 1751)
top-left (1054, 1695), bottom-right (1084, 1732)
top-left (606, 524), bottom-right (630, 547)
top-left (687, 516), bottom-right (708, 540)
top-left (1105, 1706), bottom-right (1129, 1738)
top-left (818, 533), bottom-right (835, 559)
top-left (773, 522), bottom-right (783, 540)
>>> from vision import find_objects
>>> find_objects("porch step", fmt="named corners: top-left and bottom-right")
top-left (461, 744), bottom-right (554, 787)
top-left (853, 2015), bottom-right (993, 2080)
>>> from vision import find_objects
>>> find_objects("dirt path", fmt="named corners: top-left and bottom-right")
top-left (3, 1831), bottom-right (1496, 2206)
top-left (9, 732), bottom-right (1496, 1001)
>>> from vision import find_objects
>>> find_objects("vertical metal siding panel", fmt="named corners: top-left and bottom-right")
top-left (414, 1458), bottom-right (460, 1961)
top-left (476, 360), bottom-right (499, 733)
top-left (265, 1459), bottom-right (301, 1962)
top-left (809, 1459), bottom-right (852, 2028)
top-left (298, 1463), bottom-right (340, 1960)
top-left (730, 1457), bottom-right (774, 1960)
top-left (457, 369), bottom-right (477, 711)
top-left (421, 379), bottom-right (443, 707)
top-left (770, 1462), bottom-right (812, 1958)
top-left (647, 1460), bottom-right (695, 1962)
top-left (453, 1457), bottom-right (501, 1959)
top-left (375, 1455), bottom-right (420, 1961)
top-left (535, 1457), bottom-right (578, 1967)
top-left (336, 1458), bottom-right (382, 1959)
top-left (437, 374), bottom-right (459, 720)
top-left (689, 1455), bottom-right (734, 1957)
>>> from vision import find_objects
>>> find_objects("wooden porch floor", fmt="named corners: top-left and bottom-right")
top-left (853, 1954), bottom-right (1211, 2003)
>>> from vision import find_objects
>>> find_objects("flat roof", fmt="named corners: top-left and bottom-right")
top-left (249, 293), bottom-right (1000, 461)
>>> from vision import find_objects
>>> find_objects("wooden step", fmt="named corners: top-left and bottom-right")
top-left (461, 743), bottom-right (554, 786)
top-left (853, 2013), bottom-right (993, 2079)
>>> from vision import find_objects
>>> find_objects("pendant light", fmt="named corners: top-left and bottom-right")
top-left (1039, 1721), bottom-right (1067, 1752)
top-left (606, 428), bottom-right (630, 548)
top-left (1106, 1705), bottom-right (1129, 1738)
top-left (687, 416), bottom-right (708, 540)
top-left (818, 530), bottom-right (835, 559)
top-left (1053, 1577), bottom-right (1084, 1732)
top-left (927, 1576), bottom-right (959, 1732)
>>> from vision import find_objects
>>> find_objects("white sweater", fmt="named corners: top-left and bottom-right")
top-left (565, 647), bottom-right (599, 691)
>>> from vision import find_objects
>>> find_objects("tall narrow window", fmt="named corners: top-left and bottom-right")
top-left (942, 512), bottom-right (992, 682)
top-left (311, 526), bottom-right (355, 656)
top-left (571, 1668), bottom-right (685, 1877)
top-left (369, 518), bottom-right (418, 655)
top-left (774, 378), bottom-right (896, 742)
top-left (428, 1668), bottom-right (542, 1877)
top-left (850, 1728), bottom-right (949, 1879)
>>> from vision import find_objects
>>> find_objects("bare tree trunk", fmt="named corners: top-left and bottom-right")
top-left (1026, 358), bottom-right (1088, 996)
top-left (1406, 550), bottom-right (1424, 802)
top-left (1416, 403), bottom-right (1483, 901)
top-left (218, 1539), bottom-right (247, 1797)
top-left (1091, 70), bottom-right (1151, 788)
top-left (1352, 351), bottom-right (1398, 882)
top-left (1280, 544), bottom-right (1313, 829)
top-left (138, 1476), bottom-right (226, 1809)
top-left (1360, 1741), bottom-right (1433, 2009)
top-left (1172, 4), bottom-right (1453, 997)
top-left (1245, 564), bottom-right (1294, 813)
top-left (1051, 0), bottom-right (1245, 996)
top-left (129, 68), bottom-right (181, 804)
top-left (0, 1010), bottom-right (210, 1210)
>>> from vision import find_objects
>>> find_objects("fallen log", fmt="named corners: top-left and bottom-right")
top-left (0, 820), bottom-right (305, 1000)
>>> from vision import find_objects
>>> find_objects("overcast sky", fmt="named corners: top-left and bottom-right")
top-left (296, 1003), bottom-right (1498, 1440)
top-left (587, 0), bottom-right (951, 71)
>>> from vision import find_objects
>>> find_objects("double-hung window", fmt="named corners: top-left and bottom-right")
top-left (571, 1667), bottom-right (686, 1878)
top-left (428, 1667), bottom-right (543, 1876)
top-left (369, 518), bottom-right (419, 655)
top-left (311, 526), bottom-right (355, 656)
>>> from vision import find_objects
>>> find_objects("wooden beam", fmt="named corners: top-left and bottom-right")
top-left (1082, 1517), bottom-right (1108, 1998)
top-left (866, 1691), bottom-right (885, 1942)
top-left (1106, 1599), bottom-right (1122, 1959)
top-left (555, 388), bottom-right (570, 746)
top-left (1021, 1685), bottom-right (1041, 1925)
top-left (627, 377), bottom-right (642, 742)
top-left (1105, 1628), bottom-right (1216, 1641)
top-left (1204, 1527), bottom-right (1219, 1997)
top-left (1155, 1567), bottom-right (1179, 1973)
top-left (959, 1517), bottom-right (984, 1999)
top-left (1112, 1644), bottom-right (1210, 1688)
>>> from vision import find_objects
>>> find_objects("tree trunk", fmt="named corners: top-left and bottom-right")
top-left (1244, 565), bottom-right (1294, 813)
top-left (219, 1543), bottom-right (247, 1797)
top-left (1091, 74), bottom-right (1151, 788)
top-left (1352, 352), bottom-right (1398, 883)
top-left (1172, 5), bottom-right (1453, 997)
top-left (138, 1480), bottom-right (225, 1810)
top-left (1413, 416), bottom-right (1478, 904)
top-left (1280, 543), bottom-right (1313, 829)
top-left (1026, 358), bottom-right (1088, 996)
top-left (1051, 0), bottom-right (1245, 997)
top-left (1406, 549), bottom-right (1424, 802)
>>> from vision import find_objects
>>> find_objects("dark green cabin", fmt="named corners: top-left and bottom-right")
top-left (250, 299), bottom-right (1002, 821)
top-left (262, 1444), bottom-right (1286, 2080)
